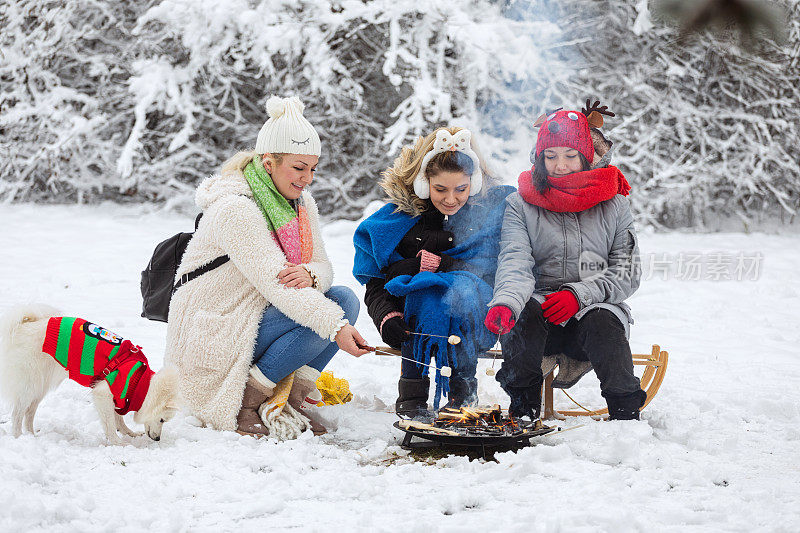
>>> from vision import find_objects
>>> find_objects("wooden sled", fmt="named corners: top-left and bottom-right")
top-left (542, 344), bottom-right (668, 420)
top-left (375, 344), bottom-right (668, 420)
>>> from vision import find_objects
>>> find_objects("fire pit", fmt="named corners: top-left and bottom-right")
top-left (394, 405), bottom-right (555, 453)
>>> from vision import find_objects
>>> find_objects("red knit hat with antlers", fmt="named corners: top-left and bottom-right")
top-left (534, 100), bottom-right (616, 163)
top-left (535, 110), bottom-right (593, 161)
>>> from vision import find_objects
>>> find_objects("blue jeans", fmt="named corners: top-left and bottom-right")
top-left (252, 285), bottom-right (360, 383)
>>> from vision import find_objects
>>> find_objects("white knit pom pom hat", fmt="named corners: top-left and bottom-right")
top-left (254, 95), bottom-right (321, 156)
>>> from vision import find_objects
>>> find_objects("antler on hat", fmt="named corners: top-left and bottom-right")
top-left (581, 99), bottom-right (615, 129)
top-left (412, 129), bottom-right (483, 199)
top-left (254, 95), bottom-right (321, 156)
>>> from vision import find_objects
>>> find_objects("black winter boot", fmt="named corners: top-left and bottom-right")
top-left (605, 389), bottom-right (647, 420)
top-left (441, 377), bottom-right (478, 411)
top-left (396, 377), bottom-right (430, 418)
top-left (504, 379), bottom-right (543, 420)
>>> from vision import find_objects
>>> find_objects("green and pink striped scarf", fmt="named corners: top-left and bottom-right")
top-left (243, 156), bottom-right (313, 264)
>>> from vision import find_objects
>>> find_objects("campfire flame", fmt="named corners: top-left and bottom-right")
top-left (433, 405), bottom-right (538, 436)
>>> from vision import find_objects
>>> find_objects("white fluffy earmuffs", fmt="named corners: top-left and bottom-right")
top-left (412, 129), bottom-right (483, 199)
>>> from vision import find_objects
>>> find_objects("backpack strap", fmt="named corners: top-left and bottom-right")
top-left (172, 255), bottom-right (230, 293)
top-left (172, 203), bottom-right (245, 293)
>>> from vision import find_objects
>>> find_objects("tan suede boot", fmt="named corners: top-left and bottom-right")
top-left (287, 366), bottom-right (328, 436)
top-left (236, 369), bottom-right (275, 437)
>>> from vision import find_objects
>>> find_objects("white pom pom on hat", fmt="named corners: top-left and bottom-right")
top-left (255, 95), bottom-right (321, 156)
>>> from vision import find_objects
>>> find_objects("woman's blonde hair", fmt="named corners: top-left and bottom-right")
top-left (379, 127), bottom-right (496, 216)
top-left (220, 151), bottom-right (286, 177)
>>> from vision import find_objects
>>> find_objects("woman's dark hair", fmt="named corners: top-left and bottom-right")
top-left (531, 151), bottom-right (592, 193)
top-left (425, 150), bottom-right (474, 178)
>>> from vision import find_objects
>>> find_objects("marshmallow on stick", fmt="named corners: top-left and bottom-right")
top-left (406, 331), bottom-right (461, 345)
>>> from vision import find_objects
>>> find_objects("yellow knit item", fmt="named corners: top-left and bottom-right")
top-left (315, 371), bottom-right (352, 405)
top-left (261, 372), bottom-right (294, 418)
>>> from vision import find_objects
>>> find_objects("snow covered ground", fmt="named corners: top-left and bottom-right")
top-left (1, 204), bottom-right (799, 531)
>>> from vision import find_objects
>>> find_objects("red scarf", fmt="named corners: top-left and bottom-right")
top-left (518, 165), bottom-right (631, 213)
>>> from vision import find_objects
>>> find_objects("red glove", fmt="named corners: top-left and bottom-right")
top-left (542, 290), bottom-right (580, 325)
top-left (485, 306), bottom-right (515, 334)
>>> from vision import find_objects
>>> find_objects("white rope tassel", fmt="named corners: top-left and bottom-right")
top-left (257, 371), bottom-right (311, 441)
top-left (259, 401), bottom-right (311, 441)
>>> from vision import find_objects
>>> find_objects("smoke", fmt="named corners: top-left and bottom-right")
top-left (468, 0), bottom-right (581, 187)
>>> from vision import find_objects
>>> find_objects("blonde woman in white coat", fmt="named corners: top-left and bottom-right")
top-left (166, 96), bottom-right (369, 439)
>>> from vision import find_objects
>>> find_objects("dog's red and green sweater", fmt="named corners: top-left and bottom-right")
top-left (41, 317), bottom-right (154, 415)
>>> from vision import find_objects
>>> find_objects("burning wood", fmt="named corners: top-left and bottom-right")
top-left (396, 405), bottom-right (554, 447)
top-left (398, 420), bottom-right (460, 436)
top-left (426, 405), bottom-right (543, 437)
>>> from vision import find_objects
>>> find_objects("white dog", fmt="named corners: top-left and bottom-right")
top-left (0, 304), bottom-right (179, 444)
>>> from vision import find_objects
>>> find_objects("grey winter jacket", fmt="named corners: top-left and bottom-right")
top-left (488, 193), bottom-right (641, 336)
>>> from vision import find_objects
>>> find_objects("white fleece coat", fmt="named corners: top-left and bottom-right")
top-left (165, 169), bottom-right (342, 431)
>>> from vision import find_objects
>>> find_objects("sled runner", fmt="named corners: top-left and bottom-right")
top-left (376, 344), bottom-right (668, 420)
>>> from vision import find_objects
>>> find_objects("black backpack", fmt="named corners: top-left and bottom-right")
top-left (140, 213), bottom-right (229, 322)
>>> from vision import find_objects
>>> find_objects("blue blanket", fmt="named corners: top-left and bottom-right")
top-left (353, 185), bottom-right (514, 408)
top-left (384, 271), bottom-right (496, 407)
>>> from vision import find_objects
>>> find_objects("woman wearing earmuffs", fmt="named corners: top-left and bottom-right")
top-left (353, 127), bottom-right (515, 417)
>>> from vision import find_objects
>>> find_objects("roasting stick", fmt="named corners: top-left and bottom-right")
top-left (485, 333), bottom-right (502, 376)
top-left (360, 343), bottom-right (452, 377)
top-left (406, 331), bottom-right (461, 345)
top-left (543, 423), bottom-right (586, 436)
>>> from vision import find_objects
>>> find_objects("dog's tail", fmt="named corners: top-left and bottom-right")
top-left (0, 303), bottom-right (62, 352)
top-left (0, 304), bottom-right (62, 406)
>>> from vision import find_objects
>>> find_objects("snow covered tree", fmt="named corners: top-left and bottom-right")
top-left (0, 0), bottom-right (568, 216)
top-left (1, 0), bottom-right (798, 227)
top-left (558, 0), bottom-right (800, 228)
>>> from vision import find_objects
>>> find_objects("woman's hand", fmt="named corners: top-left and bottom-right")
top-left (542, 290), bottom-right (579, 325)
top-left (334, 324), bottom-right (371, 357)
top-left (278, 262), bottom-right (313, 288)
top-left (381, 316), bottom-right (411, 349)
top-left (384, 257), bottom-right (421, 280)
top-left (485, 305), bottom-right (515, 334)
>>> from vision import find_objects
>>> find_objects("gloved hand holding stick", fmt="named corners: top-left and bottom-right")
top-left (484, 306), bottom-right (516, 377)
